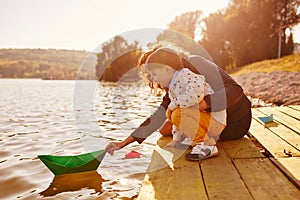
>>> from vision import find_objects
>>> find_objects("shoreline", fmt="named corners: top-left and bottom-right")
top-left (1, 71), bottom-right (299, 106)
top-left (232, 71), bottom-right (300, 106)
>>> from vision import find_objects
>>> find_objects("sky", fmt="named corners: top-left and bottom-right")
top-left (1, 0), bottom-right (299, 51)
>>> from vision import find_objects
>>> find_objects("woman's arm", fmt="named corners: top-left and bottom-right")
top-left (130, 93), bottom-right (170, 143)
top-left (105, 93), bottom-right (171, 155)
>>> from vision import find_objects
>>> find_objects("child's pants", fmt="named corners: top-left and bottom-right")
top-left (166, 108), bottom-right (224, 145)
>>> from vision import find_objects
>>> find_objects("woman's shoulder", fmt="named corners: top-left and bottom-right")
top-left (187, 55), bottom-right (214, 65)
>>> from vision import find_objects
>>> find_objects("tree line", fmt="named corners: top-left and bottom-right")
top-left (201, 0), bottom-right (299, 68)
top-left (96, 0), bottom-right (299, 81)
top-left (1, 1), bottom-right (298, 80)
top-left (0, 48), bottom-right (96, 79)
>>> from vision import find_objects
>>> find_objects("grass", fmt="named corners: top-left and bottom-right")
top-left (228, 54), bottom-right (300, 76)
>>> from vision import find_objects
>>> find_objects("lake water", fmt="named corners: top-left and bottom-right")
top-left (0, 79), bottom-right (162, 199)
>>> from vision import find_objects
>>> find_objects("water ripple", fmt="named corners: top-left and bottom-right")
top-left (0, 79), bottom-right (161, 199)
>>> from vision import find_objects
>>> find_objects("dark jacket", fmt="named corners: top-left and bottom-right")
top-left (131, 55), bottom-right (251, 143)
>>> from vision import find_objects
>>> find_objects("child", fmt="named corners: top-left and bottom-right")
top-left (141, 47), bottom-right (226, 161)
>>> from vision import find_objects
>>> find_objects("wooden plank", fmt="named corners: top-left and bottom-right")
top-left (248, 116), bottom-right (300, 158)
top-left (139, 133), bottom-right (300, 200)
top-left (271, 157), bottom-right (300, 189)
top-left (252, 108), bottom-right (300, 153)
top-left (201, 143), bottom-right (253, 199)
top-left (278, 157), bottom-right (300, 181)
top-left (138, 136), bottom-right (207, 200)
top-left (220, 137), bottom-right (264, 159)
top-left (257, 107), bottom-right (300, 134)
top-left (233, 158), bottom-right (300, 199)
top-left (274, 106), bottom-right (300, 120)
top-left (288, 105), bottom-right (300, 111)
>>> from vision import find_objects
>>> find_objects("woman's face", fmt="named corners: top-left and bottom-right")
top-left (144, 63), bottom-right (170, 87)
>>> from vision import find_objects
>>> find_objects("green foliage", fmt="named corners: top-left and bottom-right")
top-left (0, 49), bottom-right (96, 79)
top-left (201, 0), bottom-right (299, 69)
top-left (96, 36), bottom-right (142, 81)
top-left (168, 11), bottom-right (203, 39)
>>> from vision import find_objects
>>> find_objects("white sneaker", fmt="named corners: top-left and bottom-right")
top-left (185, 144), bottom-right (218, 161)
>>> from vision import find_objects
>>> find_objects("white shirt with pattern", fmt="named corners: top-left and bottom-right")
top-left (168, 68), bottom-right (226, 126)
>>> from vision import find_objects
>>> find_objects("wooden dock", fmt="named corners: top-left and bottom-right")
top-left (137, 106), bottom-right (300, 200)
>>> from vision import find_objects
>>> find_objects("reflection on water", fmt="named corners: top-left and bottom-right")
top-left (40, 171), bottom-right (105, 197)
top-left (0, 79), bottom-right (162, 199)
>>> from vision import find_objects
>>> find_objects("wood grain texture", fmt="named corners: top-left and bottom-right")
top-left (138, 136), bottom-right (207, 200)
top-left (234, 158), bottom-right (300, 199)
top-left (138, 107), bottom-right (300, 199)
top-left (257, 106), bottom-right (300, 134)
top-left (249, 114), bottom-right (299, 158)
top-left (252, 108), bottom-right (300, 153)
top-left (201, 143), bottom-right (253, 200)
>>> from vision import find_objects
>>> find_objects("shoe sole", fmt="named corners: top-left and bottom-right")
top-left (185, 148), bottom-right (218, 162)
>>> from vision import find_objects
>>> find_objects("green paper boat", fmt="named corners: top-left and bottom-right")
top-left (38, 150), bottom-right (106, 175)
top-left (258, 114), bottom-right (274, 124)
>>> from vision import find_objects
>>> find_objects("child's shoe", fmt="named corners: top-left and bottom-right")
top-left (185, 144), bottom-right (218, 161)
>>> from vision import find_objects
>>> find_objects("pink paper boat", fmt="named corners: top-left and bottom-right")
top-left (125, 150), bottom-right (142, 159)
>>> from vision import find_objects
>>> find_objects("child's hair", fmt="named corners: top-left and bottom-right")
top-left (137, 46), bottom-right (185, 94)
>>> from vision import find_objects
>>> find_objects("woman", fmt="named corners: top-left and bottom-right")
top-left (105, 46), bottom-right (252, 161)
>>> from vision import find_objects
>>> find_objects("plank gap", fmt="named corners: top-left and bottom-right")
top-left (198, 162), bottom-right (210, 199)
top-left (270, 157), bottom-right (300, 190)
top-left (252, 109), bottom-right (300, 154)
top-left (253, 117), bottom-right (299, 153)
top-left (233, 157), bottom-right (300, 199)
top-left (230, 158), bottom-right (255, 200)
top-left (287, 105), bottom-right (300, 111)
top-left (274, 107), bottom-right (300, 121)
top-left (257, 107), bottom-right (300, 135)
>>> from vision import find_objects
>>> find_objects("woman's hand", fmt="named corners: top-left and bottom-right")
top-left (105, 142), bottom-right (122, 155)
top-left (105, 136), bottom-right (136, 156)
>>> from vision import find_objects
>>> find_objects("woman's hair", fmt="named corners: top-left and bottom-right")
top-left (137, 46), bottom-right (186, 94)
top-left (137, 46), bottom-right (184, 69)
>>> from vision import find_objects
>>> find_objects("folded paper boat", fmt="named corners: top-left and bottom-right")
top-left (258, 114), bottom-right (274, 124)
top-left (125, 150), bottom-right (142, 159)
top-left (38, 150), bottom-right (106, 175)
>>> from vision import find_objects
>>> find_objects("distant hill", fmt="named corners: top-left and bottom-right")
top-left (228, 54), bottom-right (300, 75)
top-left (0, 48), bottom-right (97, 79)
